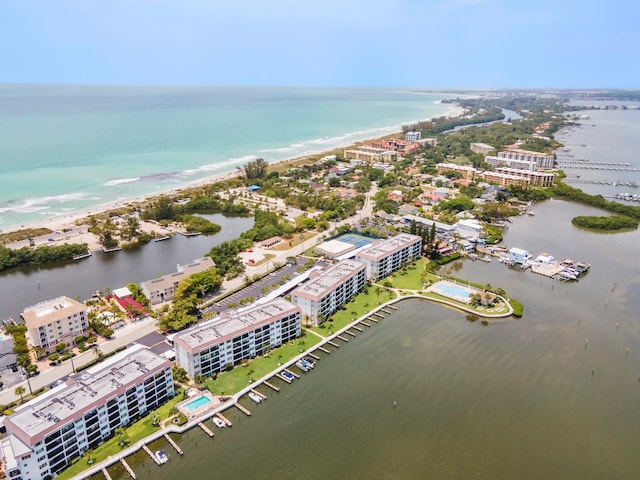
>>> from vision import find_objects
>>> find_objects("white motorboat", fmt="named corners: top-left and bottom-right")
top-left (155, 450), bottom-right (169, 464)
top-left (248, 392), bottom-right (263, 403)
top-left (212, 417), bottom-right (227, 429)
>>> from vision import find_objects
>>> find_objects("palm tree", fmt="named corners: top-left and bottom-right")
top-left (15, 386), bottom-right (26, 404)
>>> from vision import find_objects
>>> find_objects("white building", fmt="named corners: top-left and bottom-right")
top-left (290, 260), bottom-right (367, 326)
top-left (485, 155), bottom-right (537, 171)
top-left (497, 149), bottom-right (555, 169)
top-left (455, 219), bottom-right (483, 239)
top-left (470, 142), bottom-right (495, 155)
top-left (0, 345), bottom-right (174, 480)
top-left (21, 296), bottom-right (89, 351)
top-left (141, 257), bottom-right (215, 305)
top-left (405, 131), bottom-right (421, 142)
top-left (174, 298), bottom-right (301, 379)
top-left (355, 234), bottom-right (422, 281)
top-left (495, 167), bottom-right (555, 187)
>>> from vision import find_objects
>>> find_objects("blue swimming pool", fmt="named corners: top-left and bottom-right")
top-left (183, 395), bottom-right (212, 412)
top-left (431, 282), bottom-right (473, 302)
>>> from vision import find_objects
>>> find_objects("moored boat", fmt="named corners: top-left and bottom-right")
top-left (248, 392), bottom-right (263, 403)
top-left (155, 450), bottom-right (169, 464)
top-left (212, 417), bottom-right (227, 428)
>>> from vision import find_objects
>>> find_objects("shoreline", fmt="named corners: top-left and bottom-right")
top-left (2, 104), bottom-right (464, 238)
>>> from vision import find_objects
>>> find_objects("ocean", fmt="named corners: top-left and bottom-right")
top-left (0, 85), bottom-right (457, 229)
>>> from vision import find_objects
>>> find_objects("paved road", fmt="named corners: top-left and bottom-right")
top-left (0, 320), bottom-right (159, 405)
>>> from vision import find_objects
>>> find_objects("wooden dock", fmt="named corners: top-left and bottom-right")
top-left (235, 403), bottom-right (252, 416)
top-left (120, 458), bottom-right (136, 479)
top-left (337, 335), bottom-right (349, 342)
top-left (264, 380), bottom-right (280, 392)
top-left (284, 368), bottom-right (300, 379)
top-left (360, 321), bottom-right (371, 327)
top-left (102, 467), bottom-right (113, 480)
top-left (251, 388), bottom-right (267, 400)
top-left (352, 325), bottom-right (363, 332)
top-left (307, 352), bottom-right (320, 360)
top-left (163, 433), bottom-right (183, 455)
top-left (142, 444), bottom-right (161, 465)
top-left (386, 305), bottom-right (398, 310)
top-left (198, 421), bottom-right (215, 437)
top-left (371, 312), bottom-right (384, 318)
top-left (276, 372), bottom-right (292, 383)
top-left (328, 340), bottom-right (340, 348)
top-left (369, 316), bottom-right (379, 323)
top-left (345, 330), bottom-right (357, 337)
top-left (216, 412), bottom-right (233, 427)
top-left (318, 346), bottom-right (330, 354)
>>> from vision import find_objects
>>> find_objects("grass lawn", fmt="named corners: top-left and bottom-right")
top-left (386, 258), bottom-right (440, 290)
top-left (310, 286), bottom-right (397, 337)
top-left (268, 232), bottom-right (317, 251)
top-left (56, 388), bottom-right (186, 480)
top-left (248, 253), bottom-right (276, 267)
top-left (205, 331), bottom-right (322, 395)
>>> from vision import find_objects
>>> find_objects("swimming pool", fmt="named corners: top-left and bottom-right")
top-left (183, 395), bottom-right (212, 412)
top-left (429, 281), bottom-right (474, 303)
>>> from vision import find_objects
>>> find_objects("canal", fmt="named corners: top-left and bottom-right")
top-left (0, 214), bottom-right (254, 320)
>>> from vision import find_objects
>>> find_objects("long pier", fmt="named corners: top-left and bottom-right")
top-left (235, 403), bottom-right (252, 416)
top-left (264, 380), bottom-right (280, 391)
top-left (198, 421), bottom-right (215, 437)
top-left (120, 458), bottom-right (136, 479)
top-left (163, 433), bottom-right (183, 455)
top-left (142, 444), bottom-right (161, 465)
top-left (216, 412), bottom-right (233, 427)
top-left (102, 467), bottom-right (113, 480)
top-left (563, 178), bottom-right (639, 187)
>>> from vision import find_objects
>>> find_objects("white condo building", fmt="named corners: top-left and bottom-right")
top-left (0, 345), bottom-right (174, 480)
top-left (497, 149), bottom-right (555, 169)
top-left (355, 233), bottom-right (422, 281)
top-left (290, 260), bottom-right (367, 326)
top-left (405, 131), bottom-right (421, 142)
top-left (174, 298), bottom-right (301, 379)
top-left (21, 296), bottom-right (89, 352)
top-left (485, 155), bottom-right (537, 171)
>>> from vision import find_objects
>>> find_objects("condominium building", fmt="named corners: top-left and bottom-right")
top-left (370, 138), bottom-right (420, 156)
top-left (436, 163), bottom-right (478, 180)
top-left (405, 131), bottom-right (421, 142)
top-left (343, 146), bottom-right (398, 163)
top-left (480, 171), bottom-right (530, 189)
top-left (21, 296), bottom-right (89, 351)
top-left (470, 142), bottom-right (496, 155)
top-left (290, 260), bottom-right (367, 326)
top-left (495, 167), bottom-right (555, 187)
top-left (355, 233), bottom-right (422, 281)
top-left (497, 149), bottom-right (555, 169)
top-left (0, 345), bottom-right (174, 480)
top-left (484, 155), bottom-right (537, 171)
top-left (173, 298), bottom-right (301, 379)
top-left (141, 257), bottom-right (215, 305)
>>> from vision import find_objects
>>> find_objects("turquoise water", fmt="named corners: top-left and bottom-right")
top-left (0, 85), bottom-right (456, 229)
top-left (431, 281), bottom-right (472, 301)
top-left (183, 395), bottom-right (211, 412)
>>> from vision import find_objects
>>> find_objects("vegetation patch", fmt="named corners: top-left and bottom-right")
top-left (571, 215), bottom-right (638, 231)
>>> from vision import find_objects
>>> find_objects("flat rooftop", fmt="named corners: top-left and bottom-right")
top-left (356, 234), bottom-right (422, 262)
top-left (315, 239), bottom-right (356, 256)
top-left (174, 298), bottom-right (300, 352)
top-left (291, 259), bottom-right (366, 301)
top-left (21, 296), bottom-right (85, 328)
top-left (5, 345), bottom-right (170, 445)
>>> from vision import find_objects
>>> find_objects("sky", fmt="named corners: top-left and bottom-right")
top-left (0, 0), bottom-right (638, 88)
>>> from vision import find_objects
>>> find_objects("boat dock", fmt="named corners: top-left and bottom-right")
top-left (337, 334), bottom-right (349, 342)
top-left (72, 251), bottom-right (92, 260)
top-left (328, 340), bottom-right (340, 348)
top-left (352, 325), bottom-right (363, 332)
top-left (368, 316), bottom-right (379, 323)
top-left (276, 372), bottom-right (293, 383)
top-left (102, 467), bottom-right (113, 480)
top-left (163, 433), bottom-right (183, 455)
top-left (216, 412), bottom-right (233, 427)
top-left (120, 458), bottom-right (136, 479)
top-left (284, 368), bottom-right (300, 379)
top-left (360, 321), bottom-right (371, 327)
top-left (250, 388), bottom-right (267, 400)
top-left (307, 352), bottom-right (320, 360)
top-left (235, 403), bottom-right (252, 416)
top-left (102, 246), bottom-right (122, 253)
top-left (142, 444), bottom-right (161, 465)
top-left (154, 235), bottom-right (171, 242)
top-left (318, 346), bottom-right (331, 354)
top-left (198, 421), bottom-right (215, 437)
top-left (264, 380), bottom-right (280, 391)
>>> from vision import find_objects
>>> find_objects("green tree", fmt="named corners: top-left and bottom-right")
top-left (15, 386), bottom-right (26, 404)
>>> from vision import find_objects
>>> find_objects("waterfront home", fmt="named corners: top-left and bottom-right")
top-left (509, 247), bottom-right (532, 265)
top-left (173, 298), bottom-right (301, 379)
top-left (0, 345), bottom-right (174, 480)
top-left (21, 296), bottom-right (89, 352)
top-left (290, 260), bottom-right (367, 326)
top-left (455, 219), bottom-right (483, 240)
top-left (141, 257), bottom-right (215, 305)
